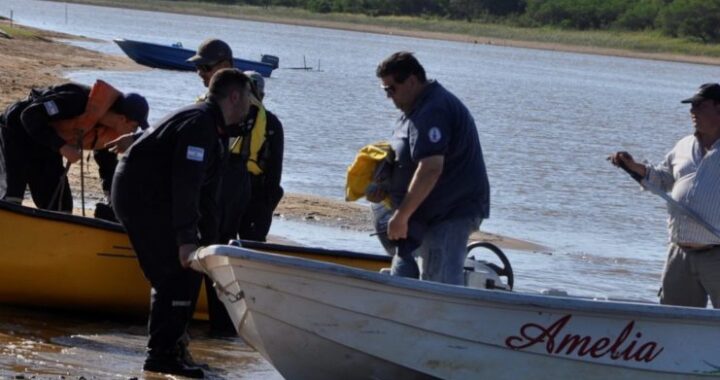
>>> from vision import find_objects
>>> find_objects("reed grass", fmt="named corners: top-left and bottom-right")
top-left (0, 23), bottom-right (39, 39)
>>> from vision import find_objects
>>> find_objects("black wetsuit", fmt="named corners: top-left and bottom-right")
top-left (0, 83), bottom-right (116, 211)
top-left (112, 101), bottom-right (226, 359)
top-left (237, 109), bottom-right (284, 241)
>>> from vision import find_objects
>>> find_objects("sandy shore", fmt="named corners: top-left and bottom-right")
top-left (0, 21), bottom-right (138, 109)
top-left (0, 19), bottom-right (548, 252)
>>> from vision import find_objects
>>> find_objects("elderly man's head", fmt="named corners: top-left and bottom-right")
top-left (682, 83), bottom-right (720, 134)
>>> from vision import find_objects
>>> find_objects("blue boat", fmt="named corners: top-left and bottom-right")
top-left (113, 38), bottom-right (278, 77)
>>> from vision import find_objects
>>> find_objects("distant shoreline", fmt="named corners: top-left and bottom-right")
top-left (50, 0), bottom-right (720, 67)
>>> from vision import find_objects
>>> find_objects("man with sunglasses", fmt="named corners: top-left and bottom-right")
top-left (187, 38), bottom-right (243, 337)
top-left (372, 51), bottom-right (490, 285)
top-left (188, 39), bottom-right (235, 88)
top-left (610, 83), bottom-right (720, 308)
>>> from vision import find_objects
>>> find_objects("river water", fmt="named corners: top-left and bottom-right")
top-left (2, 0), bottom-right (720, 377)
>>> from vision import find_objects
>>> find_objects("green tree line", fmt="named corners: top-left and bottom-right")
top-left (183, 0), bottom-right (720, 42)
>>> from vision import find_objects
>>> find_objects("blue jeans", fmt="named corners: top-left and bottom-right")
top-left (391, 216), bottom-right (482, 285)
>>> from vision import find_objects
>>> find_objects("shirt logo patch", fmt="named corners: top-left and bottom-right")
top-left (43, 101), bottom-right (59, 116)
top-left (428, 127), bottom-right (442, 143)
top-left (186, 146), bottom-right (205, 162)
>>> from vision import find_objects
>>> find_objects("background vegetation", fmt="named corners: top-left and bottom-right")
top-left (177, 0), bottom-right (720, 43)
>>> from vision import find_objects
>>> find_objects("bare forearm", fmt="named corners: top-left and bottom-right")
top-left (396, 156), bottom-right (443, 220)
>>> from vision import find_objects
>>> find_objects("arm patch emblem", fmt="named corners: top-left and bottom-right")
top-left (428, 127), bottom-right (442, 143)
top-left (43, 101), bottom-right (60, 116)
top-left (186, 146), bottom-right (205, 162)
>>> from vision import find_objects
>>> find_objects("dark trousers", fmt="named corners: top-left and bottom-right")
top-left (113, 186), bottom-right (202, 356)
top-left (0, 125), bottom-right (71, 211)
top-left (238, 175), bottom-right (283, 242)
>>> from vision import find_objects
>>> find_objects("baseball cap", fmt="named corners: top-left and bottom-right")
top-left (681, 83), bottom-right (720, 104)
top-left (119, 93), bottom-right (150, 129)
top-left (187, 39), bottom-right (233, 65)
top-left (244, 70), bottom-right (265, 97)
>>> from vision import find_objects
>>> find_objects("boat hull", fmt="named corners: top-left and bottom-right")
top-left (196, 245), bottom-right (720, 380)
top-left (0, 201), bottom-right (208, 316)
top-left (113, 39), bottom-right (274, 77)
top-left (0, 201), bottom-right (389, 319)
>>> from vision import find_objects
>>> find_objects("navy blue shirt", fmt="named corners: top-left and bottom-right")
top-left (388, 81), bottom-right (489, 225)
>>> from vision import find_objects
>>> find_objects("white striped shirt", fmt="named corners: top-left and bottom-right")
top-left (645, 134), bottom-right (720, 245)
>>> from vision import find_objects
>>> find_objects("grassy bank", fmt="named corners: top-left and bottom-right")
top-left (39, 0), bottom-right (720, 64)
top-left (0, 18), bottom-right (39, 38)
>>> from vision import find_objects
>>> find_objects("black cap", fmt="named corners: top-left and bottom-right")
top-left (119, 93), bottom-right (150, 129)
top-left (681, 83), bottom-right (720, 104)
top-left (187, 39), bottom-right (233, 65)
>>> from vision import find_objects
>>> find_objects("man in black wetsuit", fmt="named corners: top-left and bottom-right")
top-left (0, 81), bottom-right (148, 212)
top-left (112, 69), bottom-right (251, 379)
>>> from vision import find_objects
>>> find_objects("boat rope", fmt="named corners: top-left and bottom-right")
top-left (192, 251), bottom-right (245, 304)
top-left (213, 280), bottom-right (245, 304)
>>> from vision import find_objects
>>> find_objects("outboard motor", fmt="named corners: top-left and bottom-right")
top-left (261, 55), bottom-right (280, 69)
top-left (464, 258), bottom-right (511, 291)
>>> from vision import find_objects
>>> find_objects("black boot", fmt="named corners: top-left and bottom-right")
top-left (143, 354), bottom-right (205, 379)
top-left (178, 341), bottom-right (210, 370)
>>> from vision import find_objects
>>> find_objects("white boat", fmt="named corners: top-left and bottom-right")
top-left (192, 243), bottom-right (720, 380)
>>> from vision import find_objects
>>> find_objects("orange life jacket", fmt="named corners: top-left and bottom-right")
top-left (50, 80), bottom-right (134, 150)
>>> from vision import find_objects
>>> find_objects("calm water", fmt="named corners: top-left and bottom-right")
top-left (2, 1), bottom-right (720, 376)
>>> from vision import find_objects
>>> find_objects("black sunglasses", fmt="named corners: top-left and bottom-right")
top-left (381, 75), bottom-right (409, 96)
top-left (382, 84), bottom-right (396, 95)
top-left (196, 62), bottom-right (220, 72)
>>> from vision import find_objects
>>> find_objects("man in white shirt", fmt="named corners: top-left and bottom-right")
top-left (610, 83), bottom-right (720, 308)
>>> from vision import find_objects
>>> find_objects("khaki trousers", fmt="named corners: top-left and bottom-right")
top-left (660, 244), bottom-right (720, 308)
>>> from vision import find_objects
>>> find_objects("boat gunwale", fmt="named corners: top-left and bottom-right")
top-left (204, 244), bottom-right (720, 323)
top-left (0, 200), bottom-right (390, 263)
top-left (0, 199), bottom-right (125, 232)
top-left (234, 239), bottom-right (391, 263)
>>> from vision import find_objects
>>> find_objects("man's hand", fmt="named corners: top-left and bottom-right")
top-left (105, 133), bottom-right (135, 154)
top-left (59, 144), bottom-right (81, 163)
top-left (387, 210), bottom-right (409, 240)
top-left (385, 155), bottom-right (443, 241)
top-left (178, 244), bottom-right (198, 268)
top-left (609, 151), bottom-right (647, 178)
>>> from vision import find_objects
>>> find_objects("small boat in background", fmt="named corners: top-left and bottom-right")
top-left (193, 244), bottom-right (720, 380)
top-left (113, 38), bottom-right (278, 77)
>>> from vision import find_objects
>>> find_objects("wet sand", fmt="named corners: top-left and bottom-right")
top-left (0, 305), bottom-right (282, 379)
